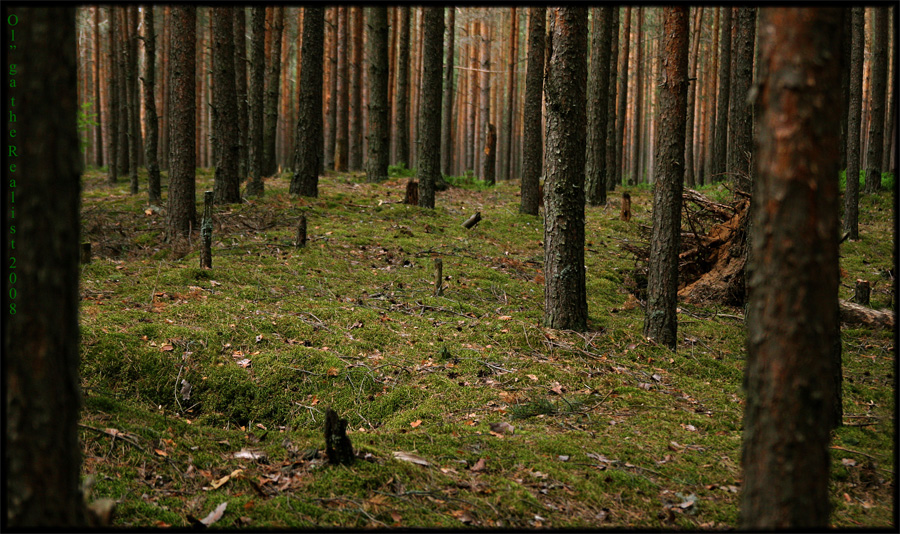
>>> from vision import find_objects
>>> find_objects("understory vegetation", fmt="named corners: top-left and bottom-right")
top-left (78, 168), bottom-right (894, 529)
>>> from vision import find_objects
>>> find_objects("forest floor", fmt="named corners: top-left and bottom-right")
top-left (78, 167), bottom-right (895, 529)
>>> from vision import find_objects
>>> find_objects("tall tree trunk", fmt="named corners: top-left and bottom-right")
top-left (615, 7), bottom-right (631, 189)
top-left (605, 7), bottom-right (619, 193)
top-left (742, 8), bottom-right (842, 528)
top-left (262, 7), bottom-right (284, 177)
top-left (703, 8), bottom-right (721, 185)
top-left (212, 7), bottom-right (241, 204)
top-left (290, 7), bottom-right (325, 196)
top-left (643, 7), bottom-right (689, 350)
top-left (728, 7), bottom-right (756, 192)
top-left (167, 6), bottom-right (197, 239)
top-left (480, 18), bottom-right (494, 183)
top-left (129, 7), bottom-right (142, 170)
top-left (159, 7), bottom-right (170, 172)
top-left (586, 7), bottom-right (612, 205)
top-left (417, 7), bottom-right (444, 208)
top-left (122, 8), bottom-right (137, 192)
top-left (116, 9), bottom-right (130, 181)
top-left (143, 5), bottom-right (161, 205)
top-left (441, 7), bottom-right (456, 177)
top-left (246, 8), bottom-right (266, 195)
top-left (5, 8), bottom-right (87, 526)
top-left (466, 20), bottom-right (479, 173)
top-left (544, 7), bottom-right (588, 331)
top-left (348, 7), bottom-right (364, 171)
top-left (520, 7), bottom-right (545, 215)
top-left (629, 8), bottom-right (643, 185)
top-left (501, 7), bottom-right (518, 181)
top-left (366, 7), bottom-right (390, 183)
top-left (107, 8), bottom-right (119, 183)
top-left (333, 7), bottom-right (350, 172)
top-left (840, 13), bottom-right (852, 172)
top-left (713, 7), bottom-right (733, 182)
top-left (234, 7), bottom-right (248, 180)
top-left (844, 7), bottom-right (865, 240)
top-left (396, 7), bottom-right (411, 169)
top-left (865, 6), bottom-right (888, 193)
top-left (324, 8), bottom-right (338, 170)
top-left (93, 6), bottom-right (104, 167)
top-left (881, 10), bottom-right (895, 174)
top-left (684, 7), bottom-right (703, 188)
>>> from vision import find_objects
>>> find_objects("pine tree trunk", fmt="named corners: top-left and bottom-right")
top-left (334, 7), bottom-right (349, 172)
top-left (246, 8), bottom-right (266, 195)
top-left (881, 14), bottom-right (895, 173)
top-left (349, 7), bottom-right (364, 171)
top-left (234, 7), bottom-right (248, 180)
top-left (586, 7), bottom-right (612, 206)
top-left (93, 7), bottom-right (104, 167)
top-left (844, 7), bottom-right (865, 240)
top-left (605, 7), bottom-right (619, 193)
top-left (290, 7), bottom-right (325, 196)
top-left (116, 9), bottom-right (130, 180)
top-left (143, 6), bottom-right (161, 205)
top-left (629, 8), bottom-right (643, 185)
top-left (107, 8), bottom-right (119, 183)
top-left (212, 7), bottom-right (241, 204)
top-left (366, 6), bottom-right (390, 183)
top-left (684, 7), bottom-right (703, 188)
top-left (742, 8), bottom-right (842, 528)
top-left (262, 7), bottom-right (284, 177)
top-left (324, 8), bottom-right (338, 170)
top-left (167, 6), bottom-right (197, 238)
top-left (840, 13), bottom-right (852, 171)
top-left (727, 8), bottom-right (756, 192)
top-left (441, 7), bottom-right (456, 177)
top-left (5, 8), bottom-right (87, 526)
top-left (416, 7), bottom-right (444, 208)
top-left (643, 7), bottom-right (689, 350)
top-left (713, 7), bottom-right (732, 182)
top-left (615, 7), bottom-right (631, 189)
top-left (520, 7), bottom-right (546, 216)
top-left (865, 6), bottom-right (888, 192)
top-left (543, 7), bottom-right (588, 331)
top-left (501, 7), bottom-right (518, 182)
top-left (396, 7), bottom-right (411, 169)
top-left (480, 19), bottom-right (493, 181)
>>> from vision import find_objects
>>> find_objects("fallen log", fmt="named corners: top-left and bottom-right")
top-left (838, 299), bottom-right (894, 329)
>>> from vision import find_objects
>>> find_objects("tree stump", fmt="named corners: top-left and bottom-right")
top-left (621, 191), bottom-right (632, 221)
top-left (404, 180), bottom-right (418, 205)
top-left (297, 213), bottom-right (307, 248)
top-left (200, 191), bottom-right (213, 269)
top-left (462, 211), bottom-right (482, 229)
top-left (433, 258), bottom-right (443, 296)
top-left (323, 408), bottom-right (354, 465)
top-left (851, 279), bottom-right (870, 306)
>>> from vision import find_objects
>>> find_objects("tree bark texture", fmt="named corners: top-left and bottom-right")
top-left (4, 7), bottom-right (87, 527)
top-left (115, 10), bottom-right (129, 182)
top-left (334, 7), bottom-right (349, 172)
top-left (441, 7), bottom-right (456, 177)
top-left (143, 5), bottom-right (161, 205)
top-left (124, 8), bottom-right (139, 194)
top-left (643, 7), bottom-right (689, 350)
top-left (416, 7), bottom-right (444, 209)
top-left (520, 7), bottom-right (545, 216)
top-left (615, 7), bottom-right (631, 189)
top-left (234, 7), bottom-right (249, 180)
top-left (246, 8), bottom-right (265, 196)
top-left (605, 7), bottom-right (619, 193)
top-left (543, 7), bottom-right (588, 331)
top-left (93, 7), bottom-right (104, 167)
top-left (713, 7), bottom-right (732, 182)
top-left (325, 8), bottom-right (337, 170)
top-left (844, 7), bottom-right (864, 240)
top-left (502, 7), bottom-right (518, 182)
top-left (685, 7), bottom-right (703, 188)
top-left (741, 8), bottom-right (843, 529)
top-left (212, 7), bottom-right (241, 204)
top-left (480, 20), bottom-right (493, 181)
top-left (629, 8), bottom-right (644, 184)
top-left (262, 7), bottom-right (284, 177)
top-left (728, 8), bottom-right (756, 192)
top-left (290, 7), bottom-right (325, 196)
top-left (349, 7), bottom-right (364, 171)
top-left (585, 7), bottom-right (612, 206)
top-left (396, 7), bottom-right (411, 169)
top-left (107, 9), bottom-right (119, 183)
top-left (864, 6), bottom-right (888, 193)
top-left (366, 7), bottom-right (390, 183)
top-left (167, 7), bottom-right (197, 238)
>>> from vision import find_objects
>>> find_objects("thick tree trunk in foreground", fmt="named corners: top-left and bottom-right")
top-left (643, 7), bottom-right (689, 350)
top-left (366, 7), bottom-right (390, 183)
top-left (741, 8), bottom-right (842, 529)
top-left (143, 5), bottom-right (162, 205)
top-left (844, 7), bottom-right (864, 240)
top-left (543, 7), bottom-right (588, 331)
top-left (520, 7), bottom-right (545, 215)
top-left (417, 7), bottom-right (444, 208)
top-left (167, 6), bottom-right (197, 238)
top-left (212, 7), bottom-right (241, 204)
top-left (290, 7), bottom-right (325, 197)
top-left (245, 8), bottom-right (266, 196)
top-left (5, 8), bottom-right (87, 527)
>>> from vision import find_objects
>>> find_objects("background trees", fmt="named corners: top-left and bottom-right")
top-left (166, 6), bottom-right (197, 238)
top-left (519, 7), bottom-right (545, 216)
top-left (290, 7), bottom-right (324, 197)
top-left (416, 8), bottom-right (444, 209)
top-left (211, 7), bottom-right (240, 204)
top-left (366, 7), bottom-right (390, 184)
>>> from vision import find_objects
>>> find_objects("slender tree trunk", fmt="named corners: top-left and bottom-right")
top-left (396, 7), bottom-right (411, 169)
top-left (713, 7), bottom-right (733, 182)
top-left (441, 7), bottom-right (456, 177)
top-left (212, 7), bottom-right (241, 204)
top-left (246, 8), bottom-right (266, 195)
top-left (643, 7), bottom-right (688, 350)
top-left (143, 5), bottom-right (161, 205)
top-left (840, 13), bottom-right (852, 172)
top-left (480, 18), bottom-right (494, 183)
top-left (349, 7), bottom-right (364, 171)
top-left (629, 8), bottom-right (643, 185)
top-left (324, 8), bottom-right (338, 170)
top-left (703, 8), bottom-right (721, 185)
top-left (93, 7), bottom-right (104, 167)
top-left (159, 7), bottom-right (170, 172)
top-left (167, 6), bottom-right (197, 239)
top-left (417, 8), bottom-right (444, 208)
top-left (366, 7), bottom-right (390, 183)
top-left (520, 8), bottom-right (546, 215)
top-left (116, 9), bottom-right (129, 181)
top-left (262, 7), bottom-right (284, 177)
top-left (333, 7), bottom-right (349, 172)
top-left (544, 7), bottom-right (588, 331)
top-left (501, 7), bottom-right (518, 182)
top-left (684, 7), bottom-right (703, 188)
top-left (467, 20), bottom-right (479, 173)
top-left (5, 8), bottom-right (87, 526)
top-left (615, 7), bottom-right (631, 189)
top-left (844, 7), bottom-right (865, 240)
top-left (864, 5), bottom-right (888, 192)
top-left (881, 11), bottom-right (895, 174)
top-left (728, 7), bottom-right (756, 192)
top-left (605, 7), bottom-right (619, 193)
top-left (107, 8), bottom-right (119, 183)
top-left (586, 7), bottom-right (612, 205)
top-left (290, 7), bottom-right (325, 196)
top-left (234, 7), bottom-right (248, 180)
top-left (742, 8), bottom-right (842, 528)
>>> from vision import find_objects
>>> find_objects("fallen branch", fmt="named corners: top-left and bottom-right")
top-left (838, 299), bottom-right (894, 329)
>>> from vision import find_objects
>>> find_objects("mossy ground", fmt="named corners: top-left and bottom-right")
top-left (78, 168), bottom-right (894, 529)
